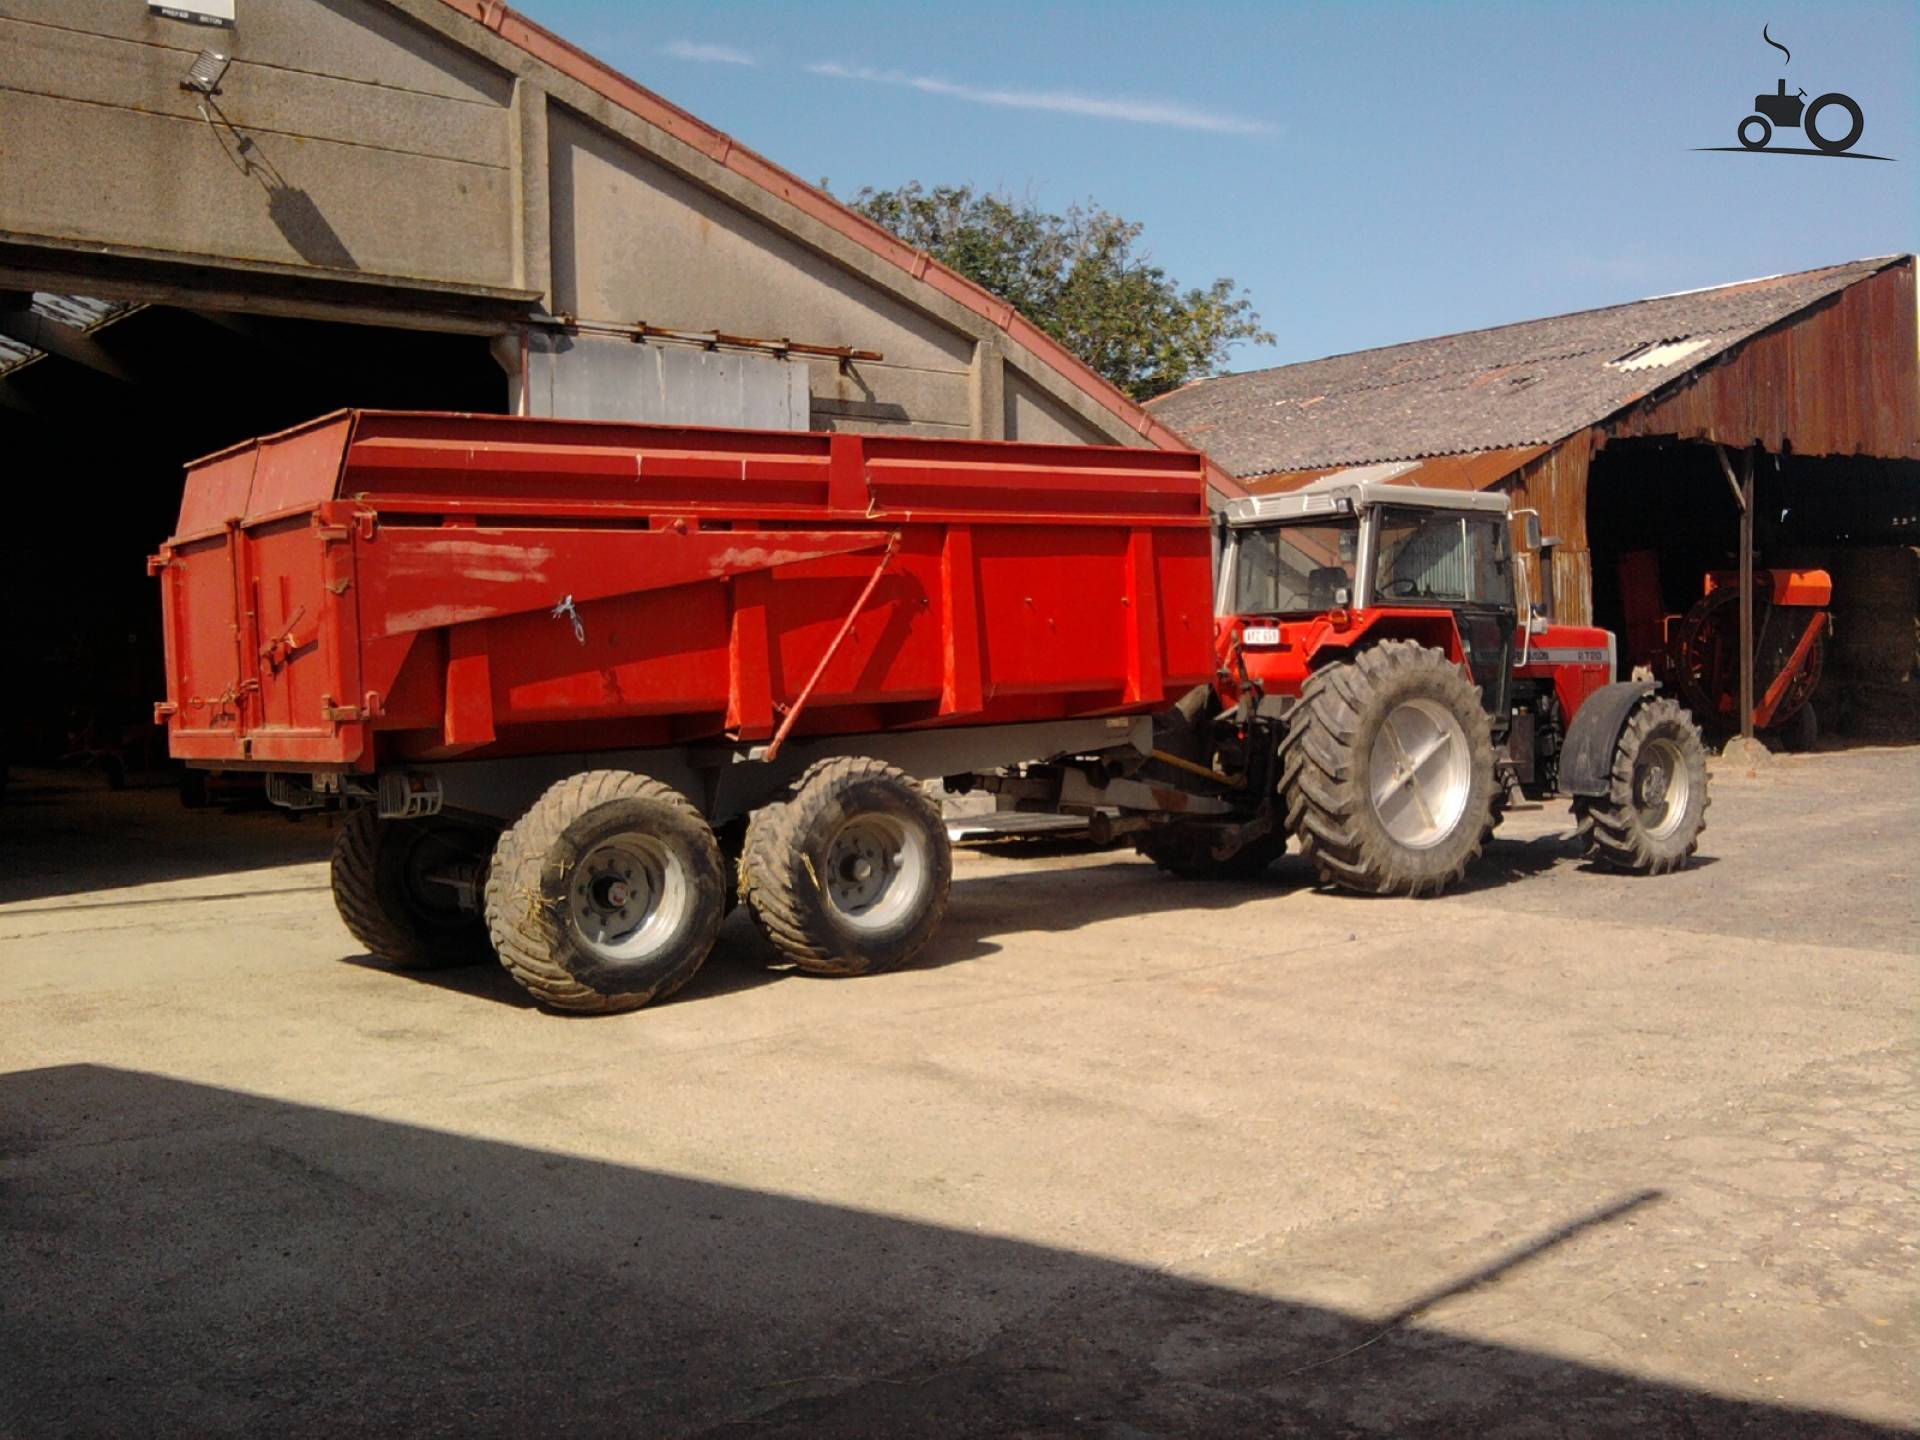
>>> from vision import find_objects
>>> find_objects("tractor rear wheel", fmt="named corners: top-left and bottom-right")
top-left (740, 758), bottom-right (950, 977)
top-left (1572, 698), bottom-right (1709, 874)
top-left (331, 808), bottom-right (497, 969)
top-left (1281, 640), bottom-right (1497, 896)
top-left (484, 770), bottom-right (726, 1012)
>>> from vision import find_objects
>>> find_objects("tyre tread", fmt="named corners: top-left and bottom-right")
top-left (1575, 697), bottom-right (1710, 875)
top-left (484, 770), bottom-right (720, 1012)
top-left (740, 757), bottom-right (949, 976)
top-left (1280, 639), bottom-right (1496, 897)
top-left (330, 808), bottom-right (489, 969)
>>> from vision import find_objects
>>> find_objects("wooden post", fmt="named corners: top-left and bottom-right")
top-left (1739, 448), bottom-right (1755, 741)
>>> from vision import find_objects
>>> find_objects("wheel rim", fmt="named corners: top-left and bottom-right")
top-left (1632, 737), bottom-right (1691, 840)
top-left (823, 812), bottom-right (926, 932)
top-left (567, 834), bottom-right (691, 963)
top-left (1367, 698), bottom-right (1472, 849)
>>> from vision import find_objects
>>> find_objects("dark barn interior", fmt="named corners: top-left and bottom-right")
top-left (0, 300), bottom-right (503, 787)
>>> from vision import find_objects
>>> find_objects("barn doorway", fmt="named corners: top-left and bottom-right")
top-left (0, 300), bottom-right (504, 797)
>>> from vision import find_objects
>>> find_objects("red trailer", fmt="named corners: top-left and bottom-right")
top-left (152, 411), bottom-right (1215, 1010)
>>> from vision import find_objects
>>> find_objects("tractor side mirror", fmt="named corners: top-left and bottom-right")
top-left (1521, 512), bottom-right (1542, 551)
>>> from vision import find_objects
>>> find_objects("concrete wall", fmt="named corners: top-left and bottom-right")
top-left (0, 0), bottom-right (1146, 446)
top-left (0, 1), bottom-right (517, 289)
top-left (545, 106), bottom-right (974, 434)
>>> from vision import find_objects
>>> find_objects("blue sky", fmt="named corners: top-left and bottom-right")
top-left (518, 1), bottom-right (1917, 373)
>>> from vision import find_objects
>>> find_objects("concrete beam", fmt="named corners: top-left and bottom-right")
top-left (970, 335), bottom-right (1006, 440)
top-left (509, 78), bottom-right (552, 306)
top-left (0, 235), bottom-right (538, 336)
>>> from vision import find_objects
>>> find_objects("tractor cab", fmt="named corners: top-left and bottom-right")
top-left (1215, 476), bottom-right (1521, 721)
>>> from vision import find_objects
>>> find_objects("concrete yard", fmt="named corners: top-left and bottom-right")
top-left (2, 749), bottom-right (1914, 1437)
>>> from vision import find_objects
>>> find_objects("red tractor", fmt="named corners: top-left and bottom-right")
top-left (977, 475), bottom-right (1711, 893)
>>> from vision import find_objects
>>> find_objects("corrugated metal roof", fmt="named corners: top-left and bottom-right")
top-left (1148, 256), bottom-right (1905, 478)
top-left (0, 293), bottom-right (131, 377)
top-left (1242, 445), bottom-right (1551, 496)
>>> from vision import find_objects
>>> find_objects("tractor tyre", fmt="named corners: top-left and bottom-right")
top-left (1280, 640), bottom-right (1497, 896)
top-left (1572, 698), bottom-right (1709, 875)
top-left (331, 807), bottom-right (497, 969)
top-left (484, 770), bottom-right (726, 1012)
top-left (740, 757), bottom-right (950, 977)
top-left (1135, 825), bottom-right (1287, 880)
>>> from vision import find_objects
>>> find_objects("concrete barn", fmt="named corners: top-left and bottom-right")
top-left (1150, 256), bottom-right (1920, 737)
top-left (0, 0), bottom-right (1200, 780)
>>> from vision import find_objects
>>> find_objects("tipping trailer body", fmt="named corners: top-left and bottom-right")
top-left (152, 411), bottom-right (1214, 819)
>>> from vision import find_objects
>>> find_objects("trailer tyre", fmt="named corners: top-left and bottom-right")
top-left (1573, 698), bottom-right (1709, 874)
top-left (1281, 640), bottom-right (1497, 896)
top-left (485, 771), bottom-right (726, 1013)
top-left (331, 808), bottom-right (496, 969)
top-left (740, 758), bottom-right (950, 976)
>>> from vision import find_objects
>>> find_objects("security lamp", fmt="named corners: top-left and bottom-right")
top-left (182, 49), bottom-right (231, 95)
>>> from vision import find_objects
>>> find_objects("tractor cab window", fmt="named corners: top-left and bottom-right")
top-left (1229, 522), bottom-right (1358, 615)
top-left (1372, 509), bottom-right (1514, 609)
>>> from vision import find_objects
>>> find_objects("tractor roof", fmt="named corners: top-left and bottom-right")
top-left (1222, 469), bottom-right (1511, 526)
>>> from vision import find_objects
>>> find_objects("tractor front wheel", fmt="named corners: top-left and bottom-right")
top-left (1572, 698), bottom-right (1709, 874)
top-left (1281, 640), bottom-right (1497, 896)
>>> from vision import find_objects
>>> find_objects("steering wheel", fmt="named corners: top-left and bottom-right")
top-left (1381, 577), bottom-right (1422, 597)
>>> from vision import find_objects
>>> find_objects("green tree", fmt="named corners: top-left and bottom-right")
top-left (846, 183), bottom-right (1273, 403)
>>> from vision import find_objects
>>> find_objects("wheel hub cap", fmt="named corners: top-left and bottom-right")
top-left (568, 835), bottom-right (690, 963)
top-left (824, 813), bottom-right (928, 932)
top-left (1638, 766), bottom-right (1669, 807)
top-left (1366, 698), bottom-right (1473, 850)
top-left (1633, 738), bottom-right (1691, 840)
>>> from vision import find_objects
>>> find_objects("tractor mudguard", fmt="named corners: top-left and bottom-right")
top-left (1560, 681), bottom-right (1658, 797)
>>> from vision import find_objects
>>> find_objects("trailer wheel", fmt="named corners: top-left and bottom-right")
top-left (1135, 825), bottom-right (1287, 880)
top-left (1572, 698), bottom-right (1709, 875)
top-left (331, 808), bottom-right (496, 969)
top-left (484, 771), bottom-right (726, 1013)
top-left (740, 758), bottom-right (950, 976)
top-left (1281, 639), bottom-right (1497, 896)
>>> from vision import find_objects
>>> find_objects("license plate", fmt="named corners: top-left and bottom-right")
top-left (1241, 626), bottom-right (1282, 646)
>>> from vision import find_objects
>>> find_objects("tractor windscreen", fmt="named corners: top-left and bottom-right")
top-left (1373, 509), bottom-right (1514, 607)
top-left (1230, 522), bottom-right (1359, 615)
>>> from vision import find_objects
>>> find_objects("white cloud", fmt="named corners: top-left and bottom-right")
top-left (662, 40), bottom-right (757, 67)
top-left (806, 61), bottom-right (1271, 135)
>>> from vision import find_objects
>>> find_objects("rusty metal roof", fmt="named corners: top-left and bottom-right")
top-left (1148, 257), bottom-right (1907, 478)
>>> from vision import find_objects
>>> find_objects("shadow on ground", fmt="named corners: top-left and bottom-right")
top-left (337, 821), bottom-right (1598, 1012)
top-left (0, 770), bottom-right (334, 905)
top-left (345, 824), bottom-right (1609, 1012)
top-left (1, 1064), bottom-right (1901, 1439)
